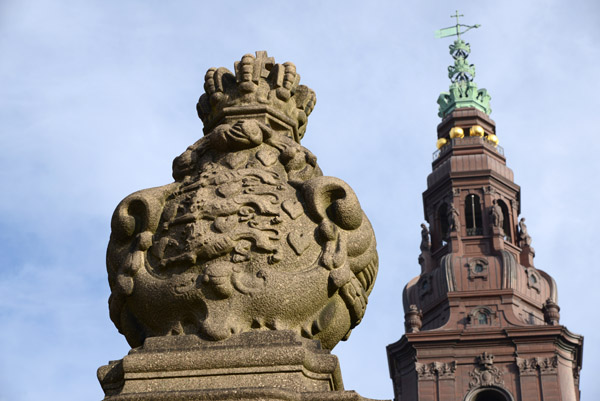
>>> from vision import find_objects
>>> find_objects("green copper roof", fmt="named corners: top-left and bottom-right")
top-left (435, 12), bottom-right (491, 118)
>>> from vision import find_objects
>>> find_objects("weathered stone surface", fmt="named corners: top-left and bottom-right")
top-left (99, 332), bottom-right (384, 400)
top-left (101, 51), bottom-right (379, 400)
top-left (99, 331), bottom-right (346, 398)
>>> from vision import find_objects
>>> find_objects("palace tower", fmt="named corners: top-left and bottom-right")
top-left (386, 14), bottom-right (583, 401)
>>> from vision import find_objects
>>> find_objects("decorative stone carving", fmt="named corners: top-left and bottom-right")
top-left (467, 306), bottom-right (497, 327)
top-left (516, 357), bottom-right (539, 376)
top-left (405, 304), bottom-right (423, 333)
top-left (525, 268), bottom-right (541, 293)
top-left (106, 51), bottom-right (378, 351)
top-left (436, 361), bottom-right (457, 379)
top-left (543, 298), bottom-right (560, 325)
top-left (416, 362), bottom-right (436, 381)
top-left (516, 356), bottom-right (558, 376)
top-left (468, 352), bottom-right (504, 389)
top-left (415, 361), bottom-right (456, 380)
top-left (467, 257), bottom-right (489, 281)
top-left (574, 366), bottom-right (581, 387)
top-left (490, 199), bottom-right (503, 234)
top-left (518, 217), bottom-right (532, 247)
top-left (452, 188), bottom-right (461, 197)
top-left (483, 185), bottom-right (495, 195)
top-left (420, 223), bottom-right (431, 252)
top-left (448, 203), bottom-right (460, 234)
top-left (539, 356), bottom-right (559, 374)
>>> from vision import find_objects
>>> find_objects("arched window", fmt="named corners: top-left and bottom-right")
top-left (469, 307), bottom-right (494, 326)
top-left (438, 203), bottom-right (448, 241)
top-left (497, 200), bottom-right (511, 241)
top-left (477, 311), bottom-right (489, 325)
top-left (465, 194), bottom-right (482, 236)
top-left (467, 388), bottom-right (512, 401)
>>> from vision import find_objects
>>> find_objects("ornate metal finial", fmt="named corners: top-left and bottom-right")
top-left (435, 13), bottom-right (491, 118)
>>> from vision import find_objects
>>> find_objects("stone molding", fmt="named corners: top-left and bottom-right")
top-left (98, 331), bottom-right (357, 400)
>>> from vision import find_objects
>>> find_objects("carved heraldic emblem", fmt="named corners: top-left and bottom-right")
top-left (106, 51), bottom-right (378, 351)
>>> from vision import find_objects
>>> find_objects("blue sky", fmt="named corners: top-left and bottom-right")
top-left (1, 1), bottom-right (599, 400)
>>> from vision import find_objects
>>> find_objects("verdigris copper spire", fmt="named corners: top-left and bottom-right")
top-left (436, 11), bottom-right (491, 118)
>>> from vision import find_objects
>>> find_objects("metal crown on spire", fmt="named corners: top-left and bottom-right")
top-left (435, 12), bottom-right (491, 118)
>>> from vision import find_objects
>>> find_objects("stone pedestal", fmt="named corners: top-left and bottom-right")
top-left (98, 331), bottom-right (376, 401)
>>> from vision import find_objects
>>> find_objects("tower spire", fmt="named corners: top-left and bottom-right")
top-left (388, 16), bottom-right (583, 401)
top-left (435, 12), bottom-right (491, 118)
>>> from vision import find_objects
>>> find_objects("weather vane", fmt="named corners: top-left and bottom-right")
top-left (435, 10), bottom-right (480, 40)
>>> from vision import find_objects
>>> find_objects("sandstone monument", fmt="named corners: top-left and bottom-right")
top-left (98, 51), bottom-right (379, 401)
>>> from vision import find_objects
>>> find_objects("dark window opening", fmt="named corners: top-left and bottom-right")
top-left (438, 203), bottom-right (448, 242)
top-left (465, 194), bottom-right (482, 235)
top-left (497, 200), bottom-right (511, 241)
top-left (470, 388), bottom-right (510, 401)
top-left (474, 263), bottom-right (484, 273)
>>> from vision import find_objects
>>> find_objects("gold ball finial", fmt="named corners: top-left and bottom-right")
top-left (449, 127), bottom-right (464, 139)
top-left (487, 133), bottom-right (499, 147)
top-left (469, 125), bottom-right (485, 137)
top-left (436, 138), bottom-right (448, 149)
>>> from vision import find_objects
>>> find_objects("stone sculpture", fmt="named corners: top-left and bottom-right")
top-left (490, 199), bottom-right (503, 233)
top-left (419, 223), bottom-right (430, 252)
top-left (518, 217), bottom-right (532, 246)
top-left (105, 51), bottom-right (378, 353)
top-left (448, 203), bottom-right (460, 234)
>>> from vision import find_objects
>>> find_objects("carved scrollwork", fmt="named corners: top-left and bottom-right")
top-left (415, 362), bottom-right (436, 381)
top-left (516, 356), bottom-right (558, 376)
top-left (436, 361), bottom-right (457, 379)
top-left (525, 267), bottom-right (541, 293)
top-left (539, 356), bottom-right (559, 374)
top-left (415, 361), bottom-right (456, 381)
top-left (469, 352), bottom-right (504, 389)
top-left (467, 257), bottom-right (489, 281)
top-left (516, 357), bottom-right (538, 376)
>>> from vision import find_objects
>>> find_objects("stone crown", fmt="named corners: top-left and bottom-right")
top-left (196, 51), bottom-right (316, 143)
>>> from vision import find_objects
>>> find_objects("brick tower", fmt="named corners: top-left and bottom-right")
top-left (386, 14), bottom-right (583, 401)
